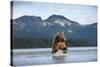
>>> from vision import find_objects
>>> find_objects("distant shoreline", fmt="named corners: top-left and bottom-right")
top-left (12, 47), bottom-right (97, 53)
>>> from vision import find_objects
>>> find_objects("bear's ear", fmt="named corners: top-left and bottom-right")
top-left (56, 32), bottom-right (60, 35)
top-left (61, 32), bottom-right (64, 34)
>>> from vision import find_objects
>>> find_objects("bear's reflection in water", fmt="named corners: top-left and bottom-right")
top-left (52, 55), bottom-right (67, 63)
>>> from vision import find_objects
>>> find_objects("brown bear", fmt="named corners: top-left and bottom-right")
top-left (52, 32), bottom-right (68, 54)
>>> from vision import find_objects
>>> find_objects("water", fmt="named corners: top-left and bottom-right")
top-left (12, 47), bottom-right (97, 66)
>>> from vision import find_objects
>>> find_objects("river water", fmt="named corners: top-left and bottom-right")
top-left (12, 47), bottom-right (97, 66)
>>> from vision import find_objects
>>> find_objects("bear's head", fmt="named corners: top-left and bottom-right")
top-left (54, 32), bottom-right (65, 43)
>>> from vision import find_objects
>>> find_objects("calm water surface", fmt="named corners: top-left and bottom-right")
top-left (12, 47), bottom-right (97, 66)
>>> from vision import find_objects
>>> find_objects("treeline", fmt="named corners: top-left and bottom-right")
top-left (12, 38), bottom-right (53, 49)
top-left (67, 39), bottom-right (97, 47)
top-left (12, 37), bottom-right (97, 49)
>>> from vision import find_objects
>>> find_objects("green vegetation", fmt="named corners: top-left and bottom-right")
top-left (13, 37), bottom-right (53, 49)
top-left (67, 39), bottom-right (97, 47)
top-left (12, 38), bottom-right (97, 49)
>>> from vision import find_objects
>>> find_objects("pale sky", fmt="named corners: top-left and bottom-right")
top-left (12, 1), bottom-right (97, 25)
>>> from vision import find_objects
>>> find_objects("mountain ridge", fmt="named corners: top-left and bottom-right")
top-left (13, 14), bottom-right (97, 39)
top-left (12, 14), bottom-right (97, 48)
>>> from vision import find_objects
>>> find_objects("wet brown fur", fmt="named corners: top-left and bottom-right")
top-left (52, 32), bottom-right (67, 53)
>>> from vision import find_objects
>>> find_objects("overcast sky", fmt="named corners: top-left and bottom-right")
top-left (12, 1), bottom-right (97, 25)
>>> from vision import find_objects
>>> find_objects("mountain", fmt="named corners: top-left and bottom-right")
top-left (45, 14), bottom-right (81, 29)
top-left (71, 23), bottom-right (97, 41)
top-left (12, 15), bottom-right (97, 48)
top-left (13, 14), bottom-right (97, 39)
